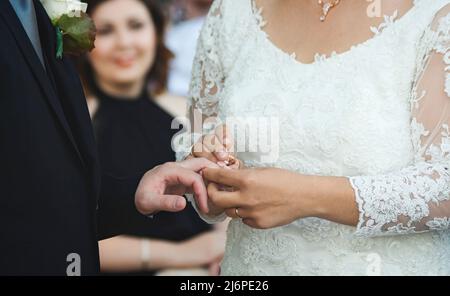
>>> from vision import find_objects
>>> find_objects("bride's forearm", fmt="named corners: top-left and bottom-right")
top-left (203, 166), bottom-right (360, 229)
top-left (307, 175), bottom-right (359, 227)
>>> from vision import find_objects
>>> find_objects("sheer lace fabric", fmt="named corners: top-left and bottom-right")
top-left (173, 0), bottom-right (450, 275)
top-left (350, 3), bottom-right (450, 237)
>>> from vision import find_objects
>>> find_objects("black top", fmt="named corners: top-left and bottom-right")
top-left (92, 85), bottom-right (211, 243)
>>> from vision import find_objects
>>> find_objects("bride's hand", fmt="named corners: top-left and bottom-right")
top-left (187, 125), bottom-right (244, 216)
top-left (202, 167), bottom-right (319, 229)
top-left (189, 125), bottom-right (242, 170)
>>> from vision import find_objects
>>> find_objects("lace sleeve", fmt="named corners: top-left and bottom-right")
top-left (172, 0), bottom-right (228, 223)
top-left (348, 6), bottom-right (450, 237)
top-left (173, 0), bottom-right (226, 161)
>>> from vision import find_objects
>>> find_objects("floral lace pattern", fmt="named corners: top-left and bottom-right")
top-left (187, 0), bottom-right (225, 118)
top-left (370, 10), bottom-right (399, 35)
top-left (177, 0), bottom-right (450, 275)
top-left (350, 3), bottom-right (450, 238)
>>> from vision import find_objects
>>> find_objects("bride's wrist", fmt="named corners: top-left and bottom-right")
top-left (291, 174), bottom-right (333, 220)
top-left (307, 176), bottom-right (357, 223)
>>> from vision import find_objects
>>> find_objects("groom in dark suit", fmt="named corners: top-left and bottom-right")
top-left (0, 0), bottom-right (212, 275)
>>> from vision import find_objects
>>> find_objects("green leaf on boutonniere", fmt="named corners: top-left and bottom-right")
top-left (54, 12), bottom-right (96, 56)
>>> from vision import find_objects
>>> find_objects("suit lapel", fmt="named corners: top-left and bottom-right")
top-left (34, 1), bottom-right (101, 201)
top-left (0, 0), bottom-right (86, 169)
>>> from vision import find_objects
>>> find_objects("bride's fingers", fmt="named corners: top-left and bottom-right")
top-left (203, 134), bottom-right (230, 161)
top-left (216, 126), bottom-right (237, 165)
top-left (203, 167), bottom-right (242, 187)
top-left (192, 134), bottom-right (228, 161)
top-left (225, 207), bottom-right (249, 219)
top-left (227, 159), bottom-right (242, 170)
top-left (207, 183), bottom-right (242, 209)
top-left (215, 125), bottom-right (234, 152)
top-left (192, 141), bottom-right (217, 162)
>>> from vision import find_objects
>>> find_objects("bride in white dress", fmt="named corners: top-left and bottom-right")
top-left (174, 0), bottom-right (450, 275)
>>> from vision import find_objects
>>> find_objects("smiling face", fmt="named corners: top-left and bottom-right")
top-left (88, 0), bottom-right (157, 90)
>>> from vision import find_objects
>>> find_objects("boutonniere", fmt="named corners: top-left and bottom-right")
top-left (40, 0), bottom-right (96, 58)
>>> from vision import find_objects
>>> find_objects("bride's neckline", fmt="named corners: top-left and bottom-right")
top-left (249, 0), bottom-right (420, 66)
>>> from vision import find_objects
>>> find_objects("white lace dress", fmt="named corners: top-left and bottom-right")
top-left (174, 0), bottom-right (450, 275)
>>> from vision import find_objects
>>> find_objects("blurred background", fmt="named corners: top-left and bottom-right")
top-left (76, 0), bottom-right (228, 276)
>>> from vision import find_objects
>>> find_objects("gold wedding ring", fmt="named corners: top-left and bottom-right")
top-left (224, 154), bottom-right (237, 167)
top-left (226, 154), bottom-right (236, 165)
top-left (235, 208), bottom-right (242, 219)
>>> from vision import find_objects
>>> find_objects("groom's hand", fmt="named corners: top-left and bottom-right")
top-left (135, 158), bottom-right (218, 216)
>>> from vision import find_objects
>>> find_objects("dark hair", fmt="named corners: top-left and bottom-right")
top-left (77, 0), bottom-right (173, 96)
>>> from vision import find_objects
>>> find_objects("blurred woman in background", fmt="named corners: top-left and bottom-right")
top-left (78, 0), bottom-right (227, 275)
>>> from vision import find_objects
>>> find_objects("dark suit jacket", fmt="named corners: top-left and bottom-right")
top-left (0, 0), bottom-right (144, 275)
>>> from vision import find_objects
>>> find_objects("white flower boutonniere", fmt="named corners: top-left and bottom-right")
top-left (40, 0), bottom-right (96, 58)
